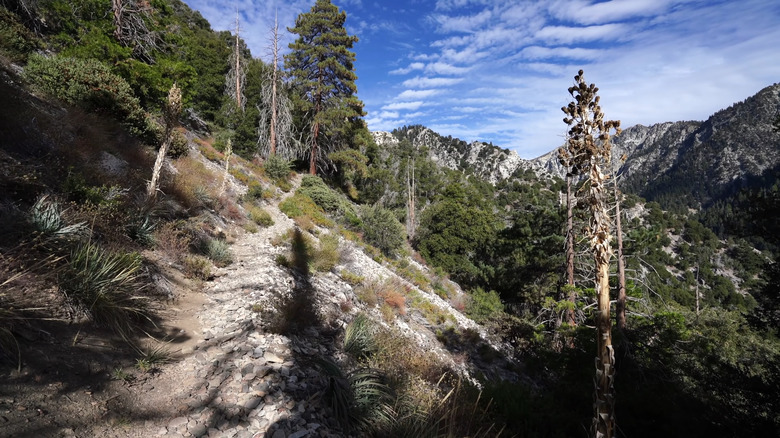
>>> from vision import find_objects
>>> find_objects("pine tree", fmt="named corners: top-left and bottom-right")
top-left (562, 70), bottom-right (621, 438)
top-left (285, 0), bottom-right (364, 175)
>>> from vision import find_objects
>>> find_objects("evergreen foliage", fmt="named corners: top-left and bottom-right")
top-left (285, 0), bottom-right (364, 174)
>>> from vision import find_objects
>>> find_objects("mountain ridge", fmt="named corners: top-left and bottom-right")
top-left (373, 82), bottom-right (780, 212)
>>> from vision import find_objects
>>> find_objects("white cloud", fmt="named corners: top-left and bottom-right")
top-left (383, 101), bottom-right (425, 111)
top-left (433, 9), bottom-right (493, 33)
top-left (396, 89), bottom-right (442, 100)
top-left (548, 0), bottom-right (674, 25)
top-left (425, 62), bottom-right (472, 75)
top-left (520, 46), bottom-right (605, 60)
top-left (390, 62), bottom-right (426, 75)
top-left (535, 23), bottom-right (627, 44)
top-left (402, 76), bottom-right (464, 88)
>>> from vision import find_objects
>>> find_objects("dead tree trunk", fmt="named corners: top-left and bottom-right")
top-left (270, 14), bottom-right (279, 156)
top-left (147, 84), bottom-right (182, 203)
top-left (561, 70), bottom-right (621, 438)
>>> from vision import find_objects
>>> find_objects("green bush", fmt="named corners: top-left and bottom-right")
top-left (299, 175), bottom-right (341, 211)
top-left (0, 7), bottom-right (41, 62)
top-left (167, 130), bottom-right (189, 158)
top-left (263, 154), bottom-right (292, 182)
top-left (182, 255), bottom-right (211, 280)
top-left (312, 233), bottom-right (341, 272)
top-left (246, 204), bottom-right (274, 227)
top-left (23, 54), bottom-right (157, 142)
top-left (360, 205), bottom-right (405, 257)
top-left (466, 287), bottom-right (504, 323)
top-left (279, 193), bottom-right (335, 228)
top-left (202, 238), bottom-right (233, 267)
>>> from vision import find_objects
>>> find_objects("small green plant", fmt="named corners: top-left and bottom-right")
top-left (202, 238), bottom-right (233, 267)
top-left (312, 233), bottom-right (341, 272)
top-left (182, 255), bottom-right (212, 280)
top-left (263, 154), bottom-right (292, 182)
top-left (340, 270), bottom-right (365, 286)
top-left (126, 215), bottom-right (156, 247)
top-left (111, 367), bottom-right (134, 382)
top-left (135, 343), bottom-right (171, 373)
top-left (245, 204), bottom-right (274, 227)
top-left (28, 195), bottom-right (87, 240)
top-left (316, 358), bottom-right (394, 432)
top-left (59, 243), bottom-right (147, 337)
top-left (344, 313), bottom-right (377, 359)
top-left (251, 303), bottom-right (264, 313)
top-left (243, 222), bottom-right (258, 233)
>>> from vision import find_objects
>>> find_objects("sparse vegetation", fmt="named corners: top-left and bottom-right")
top-left (59, 243), bottom-right (147, 337)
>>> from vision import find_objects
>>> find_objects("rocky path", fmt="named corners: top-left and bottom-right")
top-left (92, 176), bottom-right (350, 438)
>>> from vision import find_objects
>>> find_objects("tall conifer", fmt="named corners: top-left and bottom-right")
top-left (285, 0), bottom-right (364, 175)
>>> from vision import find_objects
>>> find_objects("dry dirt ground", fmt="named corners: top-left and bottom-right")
top-left (0, 176), bottom-right (340, 438)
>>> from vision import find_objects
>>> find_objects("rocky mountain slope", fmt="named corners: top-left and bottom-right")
top-left (375, 83), bottom-right (780, 211)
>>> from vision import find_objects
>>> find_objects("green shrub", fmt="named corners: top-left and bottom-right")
top-left (245, 181), bottom-right (271, 201)
top-left (182, 255), bottom-right (211, 280)
top-left (0, 7), bottom-right (41, 62)
top-left (299, 175), bottom-right (341, 211)
top-left (246, 204), bottom-right (274, 227)
top-left (23, 54), bottom-right (156, 142)
top-left (466, 287), bottom-right (504, 323)
top-left (167, 130), bottom-right (189, 158)
top-left (202, 238), bottom-right (233, 267)
top-left (279, 193), bottom-right (335, 228)
top-left (344, 313), bottom-right (378, 359)
top-left (316, 358), bottom-right (394, 432)
top-left (360, 205), bottom-right (405, 257)
top-left (59, 243), bottom-right (147, 336)
top-left (340, 270), bottom-right (365, 286)
top-left (312, 233), bottom-right (341, 272)
top-left (126, 215), bottom-right (156, 247)
top-left (263, 154), bottom-right (292, 181)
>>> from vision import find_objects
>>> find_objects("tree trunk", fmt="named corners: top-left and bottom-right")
top-left (566, 172), bottom-right (576, 326)
top-left (591, 162), bottom-right (615, 438)
top-left (147, 133), bottom-right (170, 202)
top-left (234, 14), bottom-right (242, 111)
top-left (269, 15), bottom-right (279, 156)
top-left (111, 0), bottom-right (123, 42)
top-left (310, 121), bottom-right (319, 175)
top-left (615, 186), bottom-right (627, 331)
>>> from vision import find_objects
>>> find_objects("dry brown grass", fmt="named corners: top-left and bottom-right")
top-left (163, 156), bottom-right (218, 210)
top-left (153, 221), bottom-right (191, 262)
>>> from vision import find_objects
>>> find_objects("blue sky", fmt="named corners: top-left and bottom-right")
top-left (182, 0), bottom-right (780, 158)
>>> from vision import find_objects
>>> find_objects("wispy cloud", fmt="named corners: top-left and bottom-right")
top-left (383, 101), bottom-right (425, 111)
top-left (184, 0), bottom-right (780, 159)
top-left (402, 76), bottom-right (464, 88)
top-left (390, 62), bottom-right (426, 75)
top-left (396, 89), bottom-right (442, 100)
